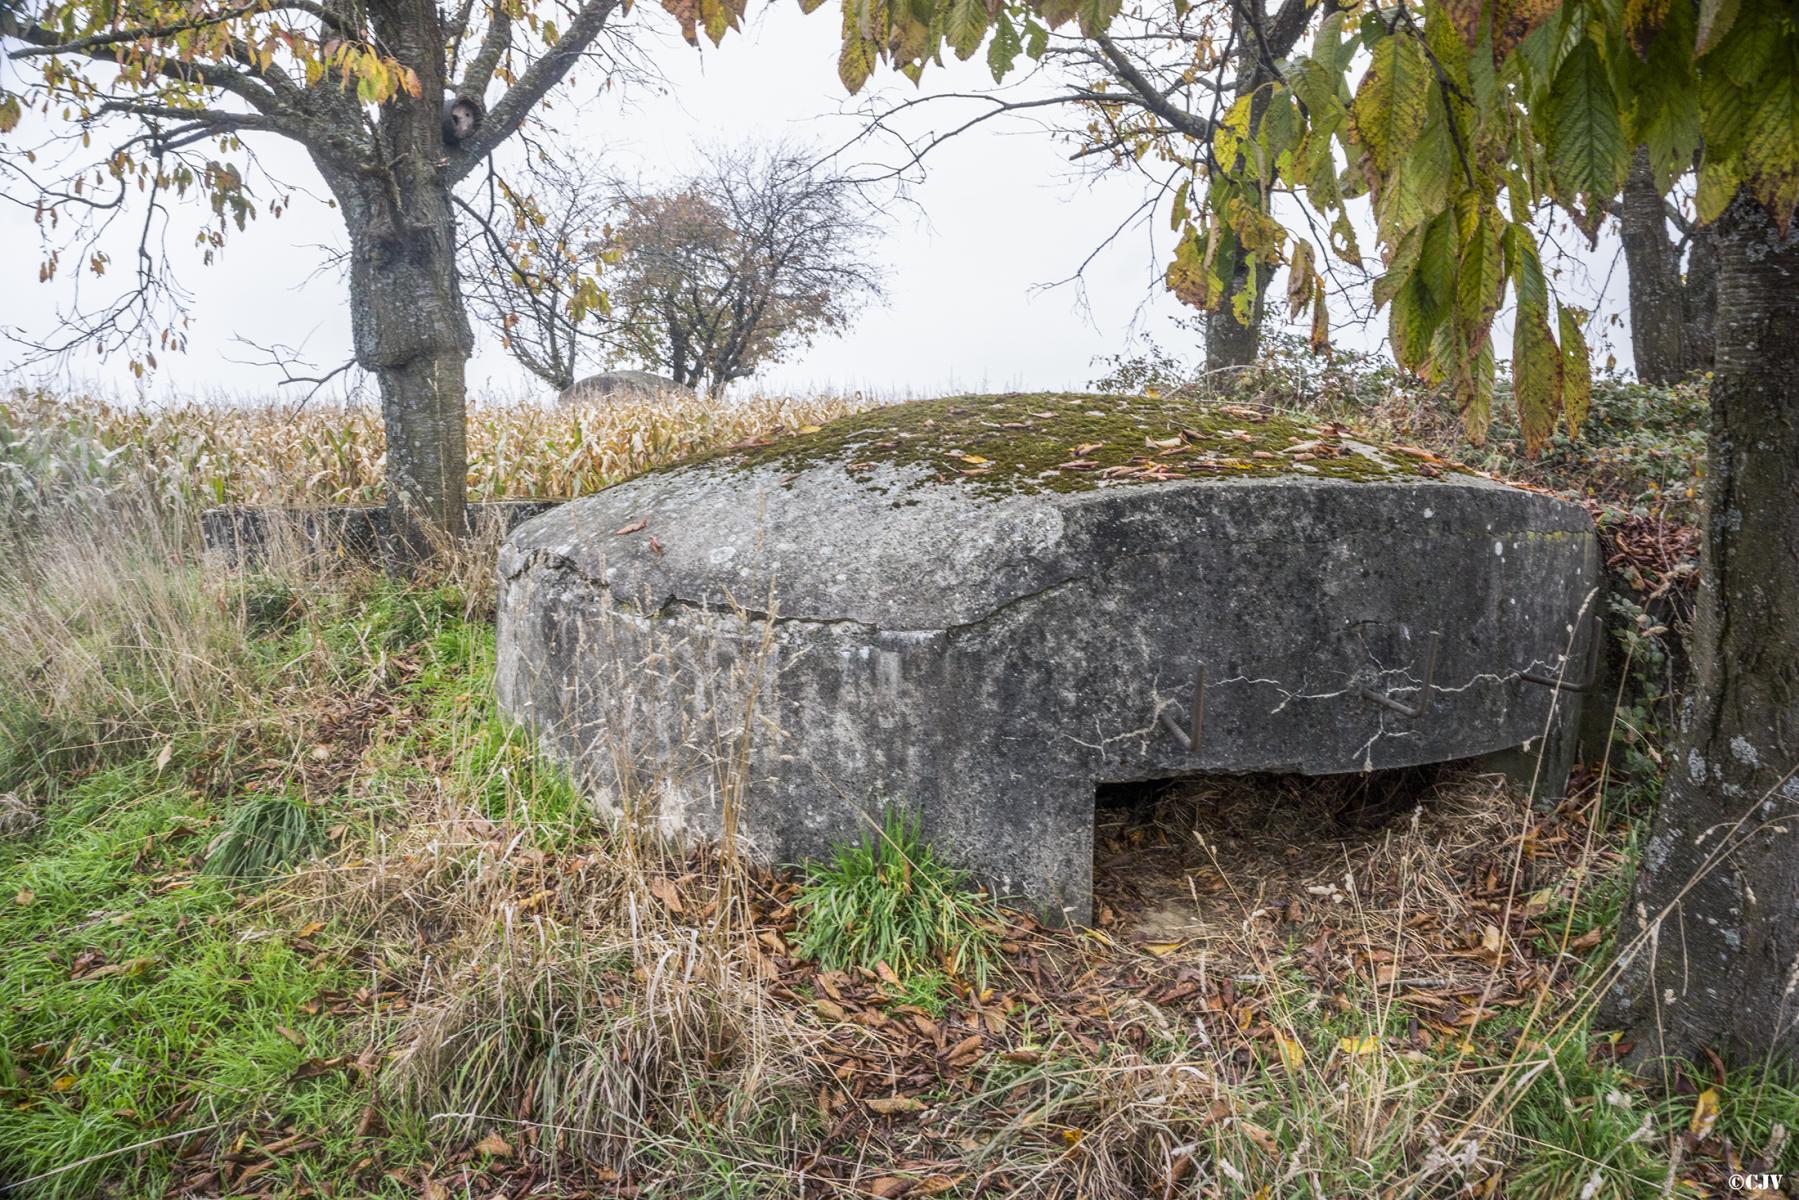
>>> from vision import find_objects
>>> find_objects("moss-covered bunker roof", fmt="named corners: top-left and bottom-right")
top-left (667, 393), bottom-right (1463, 499)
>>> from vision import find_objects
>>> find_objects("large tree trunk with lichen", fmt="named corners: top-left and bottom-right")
top-left (328, 0), bottom-right (473, 561)
top-left (1602, 192), bottom-right (1799, 1068)
top-left (344, 182), bottom-right (472, 559)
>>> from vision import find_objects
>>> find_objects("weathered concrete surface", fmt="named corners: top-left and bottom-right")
top-left (202, 500), bottom-right (559, 568)
top-left (496, 398), bottom-right (1600, 924)
top-left (559, 370), bottom-right (691, 404)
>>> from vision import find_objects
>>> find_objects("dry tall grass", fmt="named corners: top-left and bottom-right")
top-left (1, 387), bottom-right (869, 508)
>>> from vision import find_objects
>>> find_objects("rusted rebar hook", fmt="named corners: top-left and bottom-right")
top-left (1357, 630), bottom-right (1442, 719)
top-left (1158, 662), bottom-right (1207, 752)
top-left (1518, 617), bottom-right (1603, 693)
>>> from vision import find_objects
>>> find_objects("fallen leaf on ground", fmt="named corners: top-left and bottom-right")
top-left (1237, 1119), bottom-right (1279, 1155)
top-left (473, 1131), bottom-right (512, 1157)
top-left (646, 876), bottom-right (683, 913)
top-left (1689, 1087), bottom-right (1720, 1137)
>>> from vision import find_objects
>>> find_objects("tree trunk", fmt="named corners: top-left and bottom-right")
top-left (1602, 192), bottom-right (1799, 1068)
top-left (342, 181), bottom-right (472, 560)
top-left (1204, 262), bottom-right (1264, 378)
top-left (327, 0), bottom-right (473, 561)
top-left (1683, 224), bottom-right (1720, 376)
top-left (1203, 4), bottom-right (1273, 381)
top-left (1620, 149), bottom-right (1690, 386)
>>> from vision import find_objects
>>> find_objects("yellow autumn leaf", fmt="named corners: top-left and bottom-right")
top-left (1274, 1033), bottom-right (1305, 1069)
top-left (1689, 1087), bottom-right (1720, 1137)
top-left (1339, 1035), bottom-right (1380, 1056)
top-left (960, 454), bottom-right (989, 464)
top-left (1142, 941), bottom-right (1184, 957)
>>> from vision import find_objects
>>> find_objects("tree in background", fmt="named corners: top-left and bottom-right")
top-left (605, 145), bottom-right (885, 395)
top-left (1036, 0), bottom-right (1332, 375)
top-left (1, 0), bottom-right (644, 555)
top-left (460, 149), bottom-right (618, 393)
top-left (1619, 149), bottom-right (1717, 385)
top-left (859, 0), bottom-right (1333, 379)
top-left (838, 0), bottom-right (1796, 1065)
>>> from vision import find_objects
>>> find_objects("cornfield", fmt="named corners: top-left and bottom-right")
top-left (0, 387), bottom-right (870, 510)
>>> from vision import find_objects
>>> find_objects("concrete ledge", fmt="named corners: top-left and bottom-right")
top-left (201, 500), bottom-right (564, 567)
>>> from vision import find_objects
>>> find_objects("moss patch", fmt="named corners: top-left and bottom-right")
top-left (668, 393), bottom-right (1461, 498)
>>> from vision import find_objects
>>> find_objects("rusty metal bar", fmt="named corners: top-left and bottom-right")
top-left (1357, 630), bottom-right (1441, 719)
top-left (1158, 661), bottom-right (1206, 751)
top-left (1519, 618), bottom-right (1603, 694)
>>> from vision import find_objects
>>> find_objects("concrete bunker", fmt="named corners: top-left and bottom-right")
top-left (495, 393), bottom-right (1601, 924)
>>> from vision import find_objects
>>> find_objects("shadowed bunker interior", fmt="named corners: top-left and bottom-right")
top-left (496, 394), bottom-right (1601, 924)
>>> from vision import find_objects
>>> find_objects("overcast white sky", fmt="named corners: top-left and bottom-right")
top-left (0, 2), bottom-right (1639, 403)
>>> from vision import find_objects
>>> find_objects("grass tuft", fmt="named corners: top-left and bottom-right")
top-left (203, 790), bottom-right (324, 882)
top-left (793, 811), bottom-right (1002, 986)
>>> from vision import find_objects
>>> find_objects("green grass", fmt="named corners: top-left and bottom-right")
top-left (792, 811), bottom-right (1002, 987)
top-left (202, 789), bottom-right (324, 882)
top-left (0, 763), bottom-right (365, 1197)
top-left (411, 621), bottom-right (589, 851)
top-left (0, 573), bottom-right (509, 1196)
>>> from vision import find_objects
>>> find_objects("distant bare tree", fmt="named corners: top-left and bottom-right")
top-left (608, 145), bottom-right (886, 394)
top-left (459, 151), bottom-right (619, 393)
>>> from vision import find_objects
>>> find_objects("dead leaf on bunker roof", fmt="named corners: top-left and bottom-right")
top-left (612, 518), bottom-right (647, 536)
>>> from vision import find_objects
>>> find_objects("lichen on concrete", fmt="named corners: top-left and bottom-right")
top-left (663, 392), bottom-right (1457, 497)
